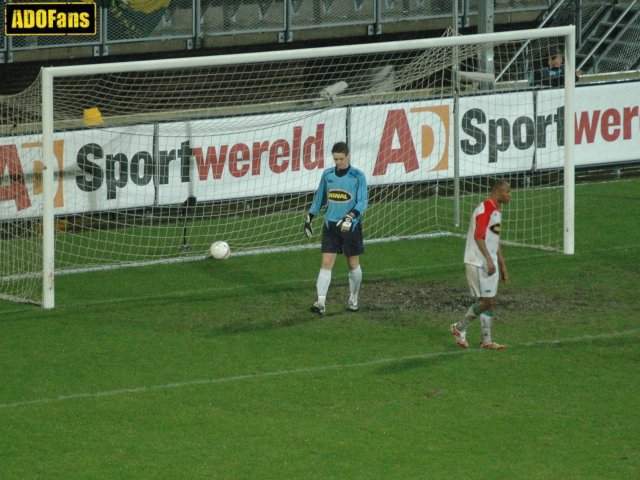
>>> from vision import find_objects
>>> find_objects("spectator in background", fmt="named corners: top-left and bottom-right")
top-left (121, 0), bottom-right (171, 15)
top-left (108, 0), bottom-right (172, 39)
top-left (533, 52), bottom-right (581, 88)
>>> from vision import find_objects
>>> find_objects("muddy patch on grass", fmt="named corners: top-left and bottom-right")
top-left (352, 279), bottom-right (586, 314)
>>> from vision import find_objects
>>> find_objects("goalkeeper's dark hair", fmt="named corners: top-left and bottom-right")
top-left (331, 141), bottom-right (349, 155)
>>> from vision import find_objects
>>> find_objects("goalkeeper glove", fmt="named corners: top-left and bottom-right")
top-left (336, 214), bottom-right (354, 233)
top-left (303, 214), bottom-right (314, 238)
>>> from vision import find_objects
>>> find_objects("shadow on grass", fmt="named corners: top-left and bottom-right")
top-left (211, 314), bottom-right (317, 335)
top-left (373, 350), bottom-right (461, 375)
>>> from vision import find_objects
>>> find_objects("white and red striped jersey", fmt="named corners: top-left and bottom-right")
top-left (464, 197), bottom-right (502, 267)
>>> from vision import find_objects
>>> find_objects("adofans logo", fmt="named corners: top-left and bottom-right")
top-left (5, 2), bottom-right (96, 36)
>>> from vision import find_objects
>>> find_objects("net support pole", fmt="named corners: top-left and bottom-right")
top-left (452, 0), bottom-right (461, 228)
top-left (563, 26), bottom-right (576, 255)
top-left (153, 123), bottom-right (160, 206)
top-left (42, 68), bottom-right (56, 308)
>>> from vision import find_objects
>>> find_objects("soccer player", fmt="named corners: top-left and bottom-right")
top-left (303, 141), bottom-right (368, 315)
top-left (450, 179), bottom-right (512, 350)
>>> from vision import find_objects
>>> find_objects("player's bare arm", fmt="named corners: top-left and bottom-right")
top-left (475, 238), bottom-right (496, 276)
top-left (498, 244), bottom-right (508, 282)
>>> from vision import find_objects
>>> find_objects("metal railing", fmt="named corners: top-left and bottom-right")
top-left (577, 0), bottom-right (640, 72)
top-left (2, 0), bottom-right (550, 62)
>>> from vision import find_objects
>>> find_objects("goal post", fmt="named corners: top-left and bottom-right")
top-left (42, 69), bottom-right (56, 309)
top-left (0, 25), bottom-right (576, 308)
top-left (564, 31), bottom-right (576, 256)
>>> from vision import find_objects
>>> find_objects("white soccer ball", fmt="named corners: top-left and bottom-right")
top-left (209, 241), bottom-right (231, 260)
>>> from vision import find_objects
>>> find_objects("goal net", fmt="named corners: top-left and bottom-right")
top-left (0, 26), bottom-right (575, 308)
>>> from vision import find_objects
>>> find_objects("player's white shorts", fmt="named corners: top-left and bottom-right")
top-left (466, 263), bottom-right (499, 298)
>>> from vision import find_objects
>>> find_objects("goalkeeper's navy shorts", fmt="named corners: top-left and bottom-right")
top-left (321, 221), bottom-right (364, 257)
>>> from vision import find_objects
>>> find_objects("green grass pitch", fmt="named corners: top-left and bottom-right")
top-left (1, 178), bottom-right (639, 479)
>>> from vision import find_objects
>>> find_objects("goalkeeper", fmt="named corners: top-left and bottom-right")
top-left (303, 141), bottom-right (368, 315)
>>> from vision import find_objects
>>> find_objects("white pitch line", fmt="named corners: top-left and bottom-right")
top-left (1, 329), bottom-right (638, 410)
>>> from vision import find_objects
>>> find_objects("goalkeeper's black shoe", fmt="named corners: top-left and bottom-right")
top-left (310, 301), bottom-right (325, 316)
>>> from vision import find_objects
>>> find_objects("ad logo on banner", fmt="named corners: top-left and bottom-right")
top-left (370, 105), bottom-right (450, 177)
top-left (4, 2), bottom-right (96, 36)
top-left (0, 140), bottom-right (64, 212)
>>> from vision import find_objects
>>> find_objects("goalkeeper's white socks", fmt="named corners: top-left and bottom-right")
top-left (348, 266), bottom-right (362, 309)
top-left (314, 266), bottom-right (361, 312)
top-left (316, 268), bottom-right (332, 305)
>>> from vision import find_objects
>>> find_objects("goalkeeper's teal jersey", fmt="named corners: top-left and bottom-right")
top-left (309, 166), bottom-right (368, 226)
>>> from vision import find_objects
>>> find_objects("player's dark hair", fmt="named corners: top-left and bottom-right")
top-left (490, 178), bottom-right (510, 192)
top-left (331, 141), bottom-right (349, 155)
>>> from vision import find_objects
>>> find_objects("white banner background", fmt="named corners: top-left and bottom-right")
top-left (1, 81), bottom-right (638, 220)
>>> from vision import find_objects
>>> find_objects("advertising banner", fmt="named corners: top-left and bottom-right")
top-left (0, 110), bottom-right (345, 219)
top-left (154, 109), bottom-right (345, 205)
top-left (572, 82), bottom-right (640, 165)
top-left (1, 81), bottom-right (638, 220)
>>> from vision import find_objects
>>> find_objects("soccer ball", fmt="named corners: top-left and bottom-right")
top-left (209, 241), bottom-right (231, 260)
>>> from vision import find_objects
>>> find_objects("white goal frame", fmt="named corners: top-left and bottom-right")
top-left (39, 25), bottom-right (576, 308)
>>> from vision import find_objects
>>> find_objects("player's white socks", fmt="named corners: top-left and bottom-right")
top-left (456, 303), bottom-right (480, 332)
top-left (348, 265), bottom-right (362, 304)
top-left (316, 268), bottom-right (332, 305)
top-left (480, 311), bottom-right (493, 343)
